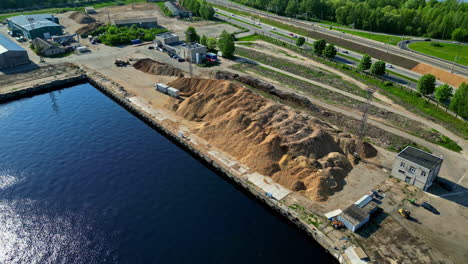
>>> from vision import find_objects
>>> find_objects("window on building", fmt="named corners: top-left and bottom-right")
top-left (409, 167), bottom-right (416, 174)
top-left (421, 171), bottom-right (426, 177)
top-left (400, 162), bottom-right (406, 168)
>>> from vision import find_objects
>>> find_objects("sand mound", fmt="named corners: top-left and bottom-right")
top-left (412, 63), bottom-right (467, 87)
top-left (76, 22), bottom-right (102, 36)
top-left (69, 11), bottom-right (96, 24)
top-left (134, 59), bottom-right (184, 77)
top-left (166, 78), bottom-right (377, 201)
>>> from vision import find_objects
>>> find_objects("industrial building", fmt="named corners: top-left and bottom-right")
top-left (32, 38), bottom-right (65, 56)
top-left (0, 33), bottom-right (29, 69)
top-left (113, 18), bottom-right (158, 29)
top-left (164, 1), bottom-right (193, 18)
top-left (337, 194), bottom-right (379, 232)
top-left (391, 146), bottom-right (443, 191)
top-left (154, 33), bottom-right (207, 63)
top-left (7, 14), bottom-right (63, 40)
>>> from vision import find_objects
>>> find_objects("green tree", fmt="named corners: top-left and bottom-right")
top-left (417, 74), bottom-right (436, 95)
top-left (217, 30), bottom-right (235, 57)
top-left (313, 39), bottom-right (326, 55)
top-left (358, 54), bottom-right (372, 71)
top-left (207, 37), bottom-right (217, 51)
top-left (370, 60), bottom-right (386, 76)
top-left (199, 0), bottom-right (215, 20)
top-left (295, 36), bottom-right (305, 46)
top-left (323, 44), bottom-right (337, 59)
top-left (451, 28), bottom-right (468, 42)
top-left (434, 84), bottom-right (453, 103)
top-left (450, 82), bottom-right (468, 119)
top-left (200, 35), bottom-right (207, 46)
top-left (185, 26), bottom-right (200, 43)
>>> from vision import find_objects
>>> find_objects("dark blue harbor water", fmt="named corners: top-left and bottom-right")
top-left (0, 83), bottom-right (336, 263)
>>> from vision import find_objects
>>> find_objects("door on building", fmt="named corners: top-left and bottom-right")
top-left (405, 176), bottom-right (412, 184)
top-left (43, 32), bottom-right (51, 39)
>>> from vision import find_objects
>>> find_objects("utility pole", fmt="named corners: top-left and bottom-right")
top-left (357, 88), bottom-right (374, 156)
top-left (107, 8), bottom-right (111, 25)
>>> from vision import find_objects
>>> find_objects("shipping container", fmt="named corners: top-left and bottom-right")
top-left (155, 83), bottom-right (169, 93)
top-left (167, 87), bottom-right (180, 98)
top-left (131, 39), bottom-right (141, 45)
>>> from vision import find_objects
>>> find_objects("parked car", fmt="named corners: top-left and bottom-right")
top-left (421, 202), bottom-right (440, 215)
top-left (148, 46), bottom-right (154, 50)
top-left (342, 50), bottom-right (349, 54)
top-left (256, 22), bottom-right (261, 25)
top-left (386, 64), bottom-right (393, 68)
top-left (288, 33), bottom-right (294, 36)
top-left (424, 38), bottom-right (431, 41)
top-left (272, 27), bottom-right (276, 30)
top-left (178, 58), bottom-right (185, 62)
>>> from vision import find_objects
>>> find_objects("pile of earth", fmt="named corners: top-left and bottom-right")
top-left (69, 11), bottom-right (96, 24)
top-left (133, 59), bottom-right (184, 77)
top-left (165, 78), bottom-right (377, 201)
top-left (76, 22), bottom-right (102, 36)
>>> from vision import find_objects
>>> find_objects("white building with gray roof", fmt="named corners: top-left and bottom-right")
top-left (391, 146), bottom-right (443, 191)
top-left (0, 33), bottom-right (29, 69)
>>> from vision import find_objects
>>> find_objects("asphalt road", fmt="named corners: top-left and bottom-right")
top-left (209, 0), bottom-right (468, 77)
top-left (215, 11), bottom-right (427, 90)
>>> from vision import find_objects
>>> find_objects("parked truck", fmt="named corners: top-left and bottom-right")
top-left (155, 83), bottom-right (169, 93)
top-left (167, 87), bottom-right (180, 98)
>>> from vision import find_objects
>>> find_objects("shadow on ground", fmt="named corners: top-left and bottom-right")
top-left (0, 62), bottom-right (40, 75)
top-left (427, 177), bottom-right (468, 207)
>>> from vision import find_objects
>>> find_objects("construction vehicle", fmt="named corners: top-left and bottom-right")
top-left (114, 59), bottom-right (130, 67)
top-left (399, 208), bottom-right (411, 219)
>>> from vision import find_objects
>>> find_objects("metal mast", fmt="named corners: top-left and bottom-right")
top-left (357, 88), bottom-right (374, 155)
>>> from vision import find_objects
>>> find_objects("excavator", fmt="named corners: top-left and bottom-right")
top-left (399, 208), bottom-right (411, 219)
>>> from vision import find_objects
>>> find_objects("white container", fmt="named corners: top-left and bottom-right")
top-left (76, 46), bottom-right (89, 53)
top-left (167, 87), bottom-right (180, 98)
top-left (155, 83), bottom-right (169, 93)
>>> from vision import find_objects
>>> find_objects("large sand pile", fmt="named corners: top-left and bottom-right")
top-left (76, 22), bottom-right (102, 36)
top-left (69, 11), bottom-right (96, 24)
top-left (166, 78), bottom-right (377, 201)
top-left (134, 59), bottom-right (184, 77)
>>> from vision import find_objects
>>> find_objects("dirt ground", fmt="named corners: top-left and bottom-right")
top-left (412, 63), bottom-right (468, 87)
top-left (85, 3), bottom-right (239, 37)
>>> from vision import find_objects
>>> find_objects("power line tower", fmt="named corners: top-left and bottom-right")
top-left (357, 88), bottom-right (374, 156)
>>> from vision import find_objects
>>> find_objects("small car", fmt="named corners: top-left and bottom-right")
top-left (386, 64), bottom-right (393, 68)
top-left (256, 22), bottom-right (261, 25)
top-left (424, 38), bottom-right (431, 41)
top-left (148, 46), bottom-right (154, 50)
top-left (288, 33), bottom-right (294, 36)
top-left (178, 58), bottom-right (185, 62)
top-left (421, 202), bottom-right (440, 215)
top-left (272, 27), bottom-right (276, 30)
top-left (342, 50), bottom-right (349, 54)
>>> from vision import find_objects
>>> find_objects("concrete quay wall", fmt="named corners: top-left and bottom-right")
top-left (0, 73), bottom-right (346, 263)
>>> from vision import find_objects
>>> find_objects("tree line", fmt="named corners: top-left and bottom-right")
top-left (185, 26), bottom-right (235, 57)
top-left (0, 0), bottom-right (95, 10)
top-left (180, 0), bottom-right (215, 20)
top-left (232, 0), bottom-right (468, 41)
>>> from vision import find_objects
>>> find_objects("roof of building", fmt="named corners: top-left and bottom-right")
top-left (324, 209), bottom-right (343, 219)
top-left (164, 1), bottom-right (180, 13)
top-left (0, 33), bottom-right (26, 54)
top-left (341, 205), bottom-right (369, 226)
top-left (354, 194), bottom-right (372, 208)
top-left (156, 32), bottom-right (179, 39)
top-left (114, 17), bottom-right (157, 25)
top-left (7, 14), bottom-right (60, 30)
top-left (353, 247), bottom-right (369, 260)
top-left (361, 200), bottom-right (379, 214)
top-left (397, 146), bottom-right (443, 170)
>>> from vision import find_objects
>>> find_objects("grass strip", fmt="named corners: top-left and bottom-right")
top-left (408, 41), bottom-right (467, 66)
top-left (332, 28), bottom-right (410, 46)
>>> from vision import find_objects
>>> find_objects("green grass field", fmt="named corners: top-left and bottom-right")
top-left (408, 42), bottom-right (468, 66)
top-left (333, 29), bottom-right (410, 45)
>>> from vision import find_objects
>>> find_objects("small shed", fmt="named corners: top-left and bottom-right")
top-left (337, 205), bottom-right (370, 232)
top-left (324, 209), bottom-right (343, 220)
top-left (85, 7), bottom-right (97, 14)
top-left (354, 194), bottom-right (372, 208)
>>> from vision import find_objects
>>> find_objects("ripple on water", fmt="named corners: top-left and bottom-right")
top-left (0, 199), bottom-right (114, 264)
top-left (0, 172), bottom-right (22, 190)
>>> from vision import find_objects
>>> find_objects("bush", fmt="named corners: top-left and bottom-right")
top-left (430, 42), bottom-right (442, 47)
top-left (384, 81), bottom-right (393, 86)
top-left (92, 25), bottom-right (168, 46)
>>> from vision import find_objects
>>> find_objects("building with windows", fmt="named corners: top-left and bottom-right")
top-left (7, 14), bottom-right (63, 40)
top-left (391, 146), bottom-right (443, 191)
top-left (32, 38), bottom-right (65, 56)
top-left (154, 33), bottom-right (207, 63)
top-left (0, 33), bottom-right (29, 69)
top-left (337, 194), bottom-right (379, 233)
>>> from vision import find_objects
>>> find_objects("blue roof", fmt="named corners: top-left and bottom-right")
top-left (7, 14), bottom-right (60, 30)
top-left (0, 33), bottom-right (26, 54)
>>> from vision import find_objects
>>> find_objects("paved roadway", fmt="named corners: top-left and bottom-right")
top-left (208, 0), bottom-right (468, 78)
top-left (214, 11), bottom-right (433, 90)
